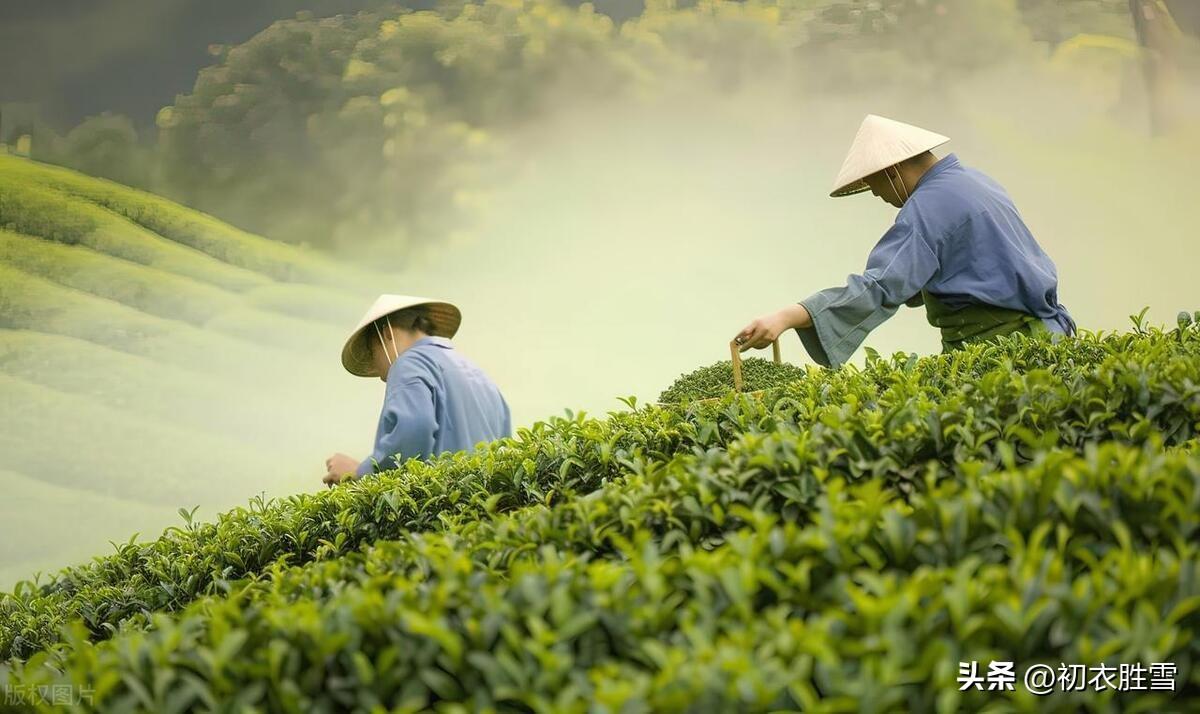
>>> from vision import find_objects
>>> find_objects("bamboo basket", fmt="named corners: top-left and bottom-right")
top-left (657, 339), bottom-right (782, 407)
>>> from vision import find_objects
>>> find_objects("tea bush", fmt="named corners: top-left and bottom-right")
top-left (0, 470), bottom-right (168, 590)
top-left (3, 322), bottom-right (1200, 686)
top-left (0, 163), bottom-right (268, 293)
top-left (0, 264), bottom-right (289, 377)
top-left (0, 230), bottom-right (242, 326)
top-left (3, 440), bottom-right (1196, 711)
top-left (0, 156), bottom-right (365, 287)
top-left (242, 283), bottom-right (370, 328)
top-left (657, 357), bottom-right (810, 404)
top-left (0, 374), bottom-right (279, 506)
top-left (0, 330), bottom-right (332, 450)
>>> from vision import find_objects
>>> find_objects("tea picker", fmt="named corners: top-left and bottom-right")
top-left (323, 294), bottom-right (513, 487)
top-left (735, 115), bottom-right (1076, 365)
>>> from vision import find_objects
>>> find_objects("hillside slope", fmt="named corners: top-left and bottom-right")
top-left (0, 469), bottom-right (167, 591)
top-left (0, 155), bottom-right (385, 589)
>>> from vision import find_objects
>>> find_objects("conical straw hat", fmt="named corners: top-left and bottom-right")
top-left (829, 115), bottom-right (950, 198)
top-left (341, 294), bottom-right (462, 376)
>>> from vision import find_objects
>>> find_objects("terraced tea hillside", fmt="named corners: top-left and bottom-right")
top-left (0, 155), bottom-right (383, 588)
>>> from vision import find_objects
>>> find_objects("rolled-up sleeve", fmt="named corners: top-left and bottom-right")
top-left (356, 377), bottom-right (438, 477)
top-left (797, 217), bottom-right (939, 368)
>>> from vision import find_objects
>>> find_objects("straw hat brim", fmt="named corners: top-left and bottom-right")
top-left (830, 180), bottom-right (874, 198)
top-left (341, 294), bottom-right (462, 377)
top-left (830, 115), bottom-right (950, 198)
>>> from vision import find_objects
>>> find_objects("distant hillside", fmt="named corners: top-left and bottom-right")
top-left (0, 155), bottom-right (384, 588)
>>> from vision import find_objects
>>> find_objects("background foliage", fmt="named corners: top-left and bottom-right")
top-left (9, 0), bottom-right (1146, 258)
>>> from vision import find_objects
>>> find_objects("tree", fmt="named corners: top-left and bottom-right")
top-left (146, 0), bottom-right (1103, 259)
top-left (1017, 0), bottom-right (1134, 47)
top-left (52, 114), bottom-right (150, 189)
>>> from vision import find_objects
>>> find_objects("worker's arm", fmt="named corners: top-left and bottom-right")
top-left (355, 377), bottom-right (439, 477)
top-left (795, 215), bottom-right (939, 367)
top-left (736, 304), bottom-right (812, 349)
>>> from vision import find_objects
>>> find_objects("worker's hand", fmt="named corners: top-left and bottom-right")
top-left (735, 305), bottom-right (811, 352)
top-left (323, 453), bottom-right (361, 488)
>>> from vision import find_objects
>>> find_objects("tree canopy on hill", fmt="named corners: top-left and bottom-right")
top-left (19, 0), bottom-right (1140, 259)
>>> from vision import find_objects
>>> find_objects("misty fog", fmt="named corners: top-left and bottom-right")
top-left (389, 64), bottom-right (1200, 425)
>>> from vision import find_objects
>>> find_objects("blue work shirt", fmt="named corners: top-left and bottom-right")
top-left (797, 153), bottom-right (1075, 367)
top-left (356, 336), bottom-right (511, 476)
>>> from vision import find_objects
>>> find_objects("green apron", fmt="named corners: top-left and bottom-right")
top-left (920, 290), bottom-right (1049, 353)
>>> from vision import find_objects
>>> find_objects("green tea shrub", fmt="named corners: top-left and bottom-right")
top-left (3, 324), bottom-right (1200, 666)
top-left (0, 163), bottom-right (269, 293)
top-left (0, 230), bottom-right (241, 326)
top-left (0, 155), bottom-right (366, 287)
top-left (2, 441), bottom-right (1195, 711)
top-left (0, 264), bottom-right (292, 377)
top-left (0, 331), bottom-right (333, 452)
top-left (0, 154), bottom-right (393, 608)
top-left (657, 357), bottom-right (808, 403)
top-left (242, 284), bottom-right (366, 327)
top-left (0, 374), bottom-right (278, 505)
top-left (0, 470), bottom-right (167, 586)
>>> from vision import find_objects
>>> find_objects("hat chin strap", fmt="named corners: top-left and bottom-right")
top-left (884, 165), bottom-right (910, 204)
top-left (373, 317), bottom-right (398, 368)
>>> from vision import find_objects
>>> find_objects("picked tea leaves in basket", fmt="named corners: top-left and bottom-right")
top-left (657, 339), bottom-right (806, 405)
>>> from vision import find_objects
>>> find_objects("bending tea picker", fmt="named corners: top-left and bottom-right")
top-left (735, 114), bottom-right (1076, 366)
top-left (323, 294), bottom-right (512, 487)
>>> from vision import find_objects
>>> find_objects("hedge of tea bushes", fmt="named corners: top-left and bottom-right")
top-left (0, 407), bottom-right (686, 662)
top-left (2, 325), bottom-right (1200, 663)
top-left (0, 230), bottom-right (243, 326)
top-left (0, 374), bottom-right (282, 506)
top-left (3, 441), bottom-right (1195, 712)
top-left (0, 242), bottom-right (348, 359)
top-left (0, 171), bottom-right (268, 294)
top-left (0, 264), bottom-right (294, 377)
top-left (242, 283), bottom-right (371, 327)
top-left (0, 156), bottom-right (364, 287)
top-left (0, 331), bottom-right (336, 448)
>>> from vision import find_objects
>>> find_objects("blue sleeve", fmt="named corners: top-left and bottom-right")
top-left (796, 214), bottom-right (939, 368)
top-left (356, 377), bottom-right (438, 477)
top-left (500, 395), bottom-right (513, 438)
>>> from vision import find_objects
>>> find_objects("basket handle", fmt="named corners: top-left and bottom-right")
top-left (729, 338), bottom-right (781, 392)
